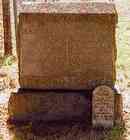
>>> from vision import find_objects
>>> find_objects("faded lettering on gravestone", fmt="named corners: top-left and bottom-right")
top-left (19, 13), bottom-right (116, 89)
top-left (92, 85), bottom-right (114, 128)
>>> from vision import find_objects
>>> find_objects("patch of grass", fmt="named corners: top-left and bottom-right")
top-left (0, 135), bottom-right (3, 140)
top-left (104, 125), bottom-right (126, 140)
top-left (0, 55), bottom-right (17, 67)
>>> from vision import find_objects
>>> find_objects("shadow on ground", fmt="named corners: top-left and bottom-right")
top-left (7, 121), bottom-right (119, 140)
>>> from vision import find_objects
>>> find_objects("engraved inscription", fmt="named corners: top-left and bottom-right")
top-left (19, 14), bottom-right (115, 89)
top-left (92, 85), bottom-right (114, 128)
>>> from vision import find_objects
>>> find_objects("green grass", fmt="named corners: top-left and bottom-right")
top-left (104, 125), bottom-right (126, 140)
top-left (0, 55), bottom-right (17, 67)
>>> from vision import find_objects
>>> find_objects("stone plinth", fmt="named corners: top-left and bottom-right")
top-left (8, 90), bottom-right (92, 123)
top-left (17, 3), bottom-right (117, 90)
top-left (8, 89), bottom-right (122, 125)
top-left (92, 86), bottom-right (114, 128)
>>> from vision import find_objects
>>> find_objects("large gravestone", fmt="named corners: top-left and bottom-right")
top-left (8, 2), bottom-right (118, 126)
top-left (17, 3), bottom-right (117, 90)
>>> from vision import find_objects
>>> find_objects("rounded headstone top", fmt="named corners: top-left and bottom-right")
top-left (93, 85), bottom-right (115, 96)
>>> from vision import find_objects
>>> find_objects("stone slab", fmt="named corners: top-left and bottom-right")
top-left (8, 89), bottom-right (122, 125)
top-left (17, 3), bottom-right (117, 90)
top-left (92, 85), bottom-right (114, 128)
top-left (8, 90), bottom-right (92, 122)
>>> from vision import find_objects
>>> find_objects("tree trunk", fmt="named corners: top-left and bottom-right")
top-left (2, 0), bottom-right (12, 56)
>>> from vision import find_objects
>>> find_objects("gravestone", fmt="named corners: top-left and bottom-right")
top-left (17, 3), bottom-right (117, 90)
top-left (8, 2), bottom-right (118, 127)
top-left (92, 85), bottom-right (114, 128)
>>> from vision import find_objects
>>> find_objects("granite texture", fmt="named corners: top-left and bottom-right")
top-left (17, 3), bottom-right (117, 14)
top-left (17, 9), bottom-right (117, 89)
top-left (8, 89), bottom-right (122, 125)
top-left (114, 93), bottom-right (123, 125)
top-left (8, 90), bottom-right (92, 122)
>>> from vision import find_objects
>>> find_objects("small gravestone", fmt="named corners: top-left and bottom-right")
top-left (92, 85), bottom-right (115, 128)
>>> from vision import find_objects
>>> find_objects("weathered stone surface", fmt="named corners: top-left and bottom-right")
top-left (18, 2), bottom-right (117, 14)
top-left (17, 3), bottom-right (117, 90)
top-left (92, 85), bottom-right (114, 128)
top-left (115, 93), bottom-right (123, 125)
top-left (8, 90), bottom-right (92, 122)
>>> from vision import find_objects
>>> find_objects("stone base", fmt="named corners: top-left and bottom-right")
top-left (8, 88), bottom-right (123, 127)
top-left (8, 89), bottom-right (92, 123)
top-left (115, 93), bottom-right (123, 126)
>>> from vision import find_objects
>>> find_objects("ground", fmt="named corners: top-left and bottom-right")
top-left (0, 0), bottom-right (130, 140)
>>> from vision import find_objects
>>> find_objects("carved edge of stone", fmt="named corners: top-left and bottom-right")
top-left (19, 77), bottom-right (114, 90)
top-left (114, 92), bottom-right (123, 126)
top-left (18, 3), bottom-right (117, 15)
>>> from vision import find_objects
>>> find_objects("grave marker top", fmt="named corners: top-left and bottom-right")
top-left (17, 2), bottom-right (116, 15)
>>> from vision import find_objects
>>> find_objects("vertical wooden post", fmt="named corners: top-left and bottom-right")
top-left (2, 0), bottom-right (12, 56)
